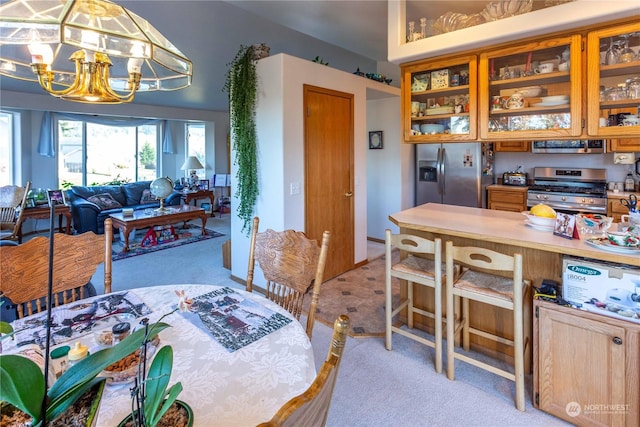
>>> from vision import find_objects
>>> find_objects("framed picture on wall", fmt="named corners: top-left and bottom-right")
top-left (369, 131), bottom-right (383, 149)
top-left (46, 189), bottom-right (66, 206)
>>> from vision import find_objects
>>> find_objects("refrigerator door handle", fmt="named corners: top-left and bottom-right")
top-left (440, 147), bottom-right (446, 195)
top-left (436, 147), bottom-right (442, 195)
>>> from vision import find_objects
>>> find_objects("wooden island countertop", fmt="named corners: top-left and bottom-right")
top-left (390, 203), bottom-right (639, 267)
top-left (388, 203), bottom-right (639, 369)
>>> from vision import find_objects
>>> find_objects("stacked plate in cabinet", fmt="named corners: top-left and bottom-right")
top-left (532, 95), bottom-right (569, 107)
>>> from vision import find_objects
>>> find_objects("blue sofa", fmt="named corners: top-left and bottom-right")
top-left (67, 181), bottom-right (181, 234)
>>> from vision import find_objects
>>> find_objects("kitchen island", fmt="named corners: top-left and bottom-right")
top-left (388, 203), bottom-right (639, 365)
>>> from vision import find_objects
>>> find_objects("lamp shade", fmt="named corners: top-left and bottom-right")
top-left (181, 156), bottom-right (204, 171)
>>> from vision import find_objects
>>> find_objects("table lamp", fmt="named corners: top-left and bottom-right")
top-left (181, 156), bottom-right (204, 190)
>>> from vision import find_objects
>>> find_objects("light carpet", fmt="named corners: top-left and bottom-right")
top-left (89, 215), bottom-right (569, 426)
top-left (111, 225), bottom-right (224, 261)
top-left (305, 251), bottom-right (400, 338)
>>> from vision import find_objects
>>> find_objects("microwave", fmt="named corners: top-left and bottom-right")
top-left (531, 140), bottom-right (605, 154)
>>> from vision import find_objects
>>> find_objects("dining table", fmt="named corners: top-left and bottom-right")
top-left (3, 284), bottom-right (316, 427)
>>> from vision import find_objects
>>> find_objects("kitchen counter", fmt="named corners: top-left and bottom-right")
top-left (388, 203), bottom-right (640, 365)
top-left (390, 203), bottom-right (639, 267)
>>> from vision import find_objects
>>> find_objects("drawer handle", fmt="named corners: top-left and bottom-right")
top-left (612, 336), bottom-right (623, 345)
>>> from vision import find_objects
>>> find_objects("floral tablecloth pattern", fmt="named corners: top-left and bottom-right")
top-left (95, 285), bottom-right (315, 427)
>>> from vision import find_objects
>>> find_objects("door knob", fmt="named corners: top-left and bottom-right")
top-left (344, 192), bottom-right (353, 198)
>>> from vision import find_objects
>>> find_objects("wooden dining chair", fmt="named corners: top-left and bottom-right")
top-left (257, 314), bottom-right (350, 427)
top-left (445, 241), bottom-right (531, 411)
top-left (0, 181), bottom-right (31, 242)
top-left (246, 216), bottom-right (331, 340)
top-left (0, 218), bottom-right (113, 318)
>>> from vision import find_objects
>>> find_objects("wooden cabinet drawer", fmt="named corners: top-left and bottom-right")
top-left (488, 187), bottom-right (528, 212)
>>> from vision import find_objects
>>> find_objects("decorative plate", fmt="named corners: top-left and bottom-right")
top-left (585, 237), bottom-right (640, 254)
top-left (524, 221), bottom-right (553, 232)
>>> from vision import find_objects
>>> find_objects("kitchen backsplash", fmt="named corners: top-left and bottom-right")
top-left (495, 151), bottom-right (638, 185)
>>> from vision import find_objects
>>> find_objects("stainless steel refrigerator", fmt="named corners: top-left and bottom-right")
top-left (415, 143), bottom-right (493, 208)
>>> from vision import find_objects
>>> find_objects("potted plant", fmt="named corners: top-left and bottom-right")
top-left (224, 44), bottom-right (268, 233)
top-left (118, 319), bottom-right (192, 427)
top-left (0, 322), bottom-right (170, 426)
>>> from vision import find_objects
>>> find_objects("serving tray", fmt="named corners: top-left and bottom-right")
top-left (585, 237), bottom-right (640, 254)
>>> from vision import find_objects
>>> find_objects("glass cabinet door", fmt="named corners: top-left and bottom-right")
top-left (402, 55), bottom-right (477, 142)
top-left (587, 22), bottom-right (640, 137)
top-left (478, 35), bottom-right (582, 140)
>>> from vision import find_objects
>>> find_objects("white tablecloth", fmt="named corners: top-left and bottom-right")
top-left (8, 285), bottom-right (316, 427)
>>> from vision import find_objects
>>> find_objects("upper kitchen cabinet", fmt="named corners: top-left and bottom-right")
top-left (587, 22), bottom-right (640, 138)
top-left (402, 55), bottom-right (477, 143)
top-left (478, 35), bottom-right (582, 140)
top-left (388, 1), bottom-right (640, 65)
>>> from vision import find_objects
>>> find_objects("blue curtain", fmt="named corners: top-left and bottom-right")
top-left (37, 112), bottom-right (174, 157)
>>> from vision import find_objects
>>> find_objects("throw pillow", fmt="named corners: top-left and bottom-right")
top-left (87, 193), bottom-right (123, 210)
top-left (139, 189), bottom-right (156, 204)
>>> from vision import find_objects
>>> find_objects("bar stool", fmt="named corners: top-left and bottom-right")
top-left (445, 241), bottom-right (531, 411)
top-left (385, 229), bottom-right (444, 373)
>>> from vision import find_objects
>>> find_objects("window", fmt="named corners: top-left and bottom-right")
top-left (0, 111), bottom-right (13, 185)
top-left (186, 122), bottom-right (205, 170)
top-left (57, 119), bottom-right (159, 187)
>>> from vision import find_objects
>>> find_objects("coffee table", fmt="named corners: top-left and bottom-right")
top-left (109, 205), bottom-right (207, 252)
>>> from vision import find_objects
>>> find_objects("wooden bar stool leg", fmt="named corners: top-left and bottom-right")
top-left (385, 237), bottom-right (393, 351)
top-left (407, 281), bottom-right (414, 329)
top-left (434, 273), bottom-right (442, 374)
top-left (462, 298), bottom-right (470, 351)
top-left (446, 251), bottom-right (456, 381)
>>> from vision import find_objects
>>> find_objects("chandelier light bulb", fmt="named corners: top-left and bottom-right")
top-left (127, 57), bottom-right (143, 74)
top-left (129, 42), bottom-right (146, 58)
top-left (27, 43), bottom-right (53, 65)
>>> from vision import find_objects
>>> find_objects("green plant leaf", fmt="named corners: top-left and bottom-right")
top-left (144, 345), bottom-right (173, 426)
top-left (48, 323), bottom-right (170, 409)
top-left (152, 382), bottom-right (183, 426)
top-left (224, 45), bottom-right (259, 234)
top-left (0, 320), bottom-right (13, 335)
top-left (0, 355), bottom-right (45, 421)
top-left (46, 377), bottom-right (105, 421)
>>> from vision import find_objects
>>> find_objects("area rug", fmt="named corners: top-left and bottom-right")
top-left (112, 225), bottom-right (224, 261)
top-left (305, 250), bottom-right (400, 338)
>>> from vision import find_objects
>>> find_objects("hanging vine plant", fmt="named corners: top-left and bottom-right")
top-left (224, 44), bottom-right (268, 234)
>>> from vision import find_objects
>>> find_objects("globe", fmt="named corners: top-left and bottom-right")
top-left (150, 177), bottom-right (174, 211)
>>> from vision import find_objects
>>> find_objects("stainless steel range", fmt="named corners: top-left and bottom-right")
top-left (527, 167), bottom-right (607, 214)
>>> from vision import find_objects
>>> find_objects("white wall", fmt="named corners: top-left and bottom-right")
top-left (230, 54), bottom-right (400, 283)
top-left (366, 97), bottom-right (413, 241)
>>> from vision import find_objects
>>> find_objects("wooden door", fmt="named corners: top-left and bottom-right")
top-left (303, 85), bottom-right (354, 280)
